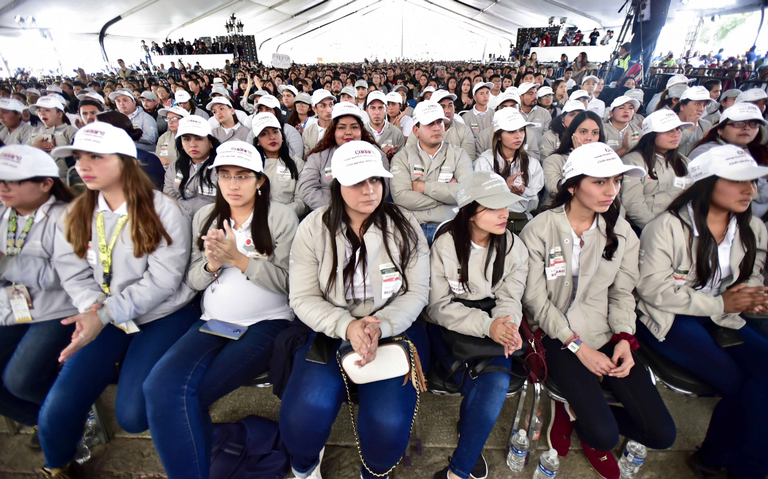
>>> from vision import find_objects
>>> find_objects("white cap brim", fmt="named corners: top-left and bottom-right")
top-left (336, 167), bottom-right (393, 186)
top-left (718, 166), bottom-right (768, 182)
top-left (580, 163), bottom-right (645, 179)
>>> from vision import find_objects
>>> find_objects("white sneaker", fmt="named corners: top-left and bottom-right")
top-left (292, 447), bottom-right (325, 479)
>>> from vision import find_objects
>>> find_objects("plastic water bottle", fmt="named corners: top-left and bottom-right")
top-left (530, 408), bottom-right (543, 441)
top-left (618, 441), bottom-right (647, 478)
top-left (532, 448), bottom-right (559, 478)
top-left (83, 411), bottom-right (100, 447)
top-left (506, 429), bottom-right (529, 472)
top-left (74, 440), bottom-right (91, 465)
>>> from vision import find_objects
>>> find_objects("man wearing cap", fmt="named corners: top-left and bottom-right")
top-left (390, 101), bottom-right (474, 241)
top-left (140, 91), bottom-right (160, 120)
top-left (487, 74), bottom-right (503, 110)
top-left (461, 82), bottom-right (495, 137)
top-left (581, 75), bottom-right (605, 118)
top-left (677, 86), bottom-right (714, 157)
top-left (518, 82), bottom-right (551, 142)
top-left (386, 92), bottom-right (414, 140)
top-left (77, 95), bottom-right (105, 127)
top-left (604, 96), bottom-right (643, 156)
top-left (0, 98), bottom-right (31, 145)
top-left (365, 91), bottom-right (405, 160)
top-left (280, 85), bottom-right (298, 117)
top-left (406, 90), bottom-right (475, 160)
top-left (647, 74), bottom-right (694, 114)
top-left (108, 89), bottom-right (158, 152)
top-left (302, 89), bottom-right (335, 158)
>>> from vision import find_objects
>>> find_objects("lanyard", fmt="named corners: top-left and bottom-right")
top-left (6, 209), bottom-right (36, 256)
top-left (96, 212), bottom-right (129, 295)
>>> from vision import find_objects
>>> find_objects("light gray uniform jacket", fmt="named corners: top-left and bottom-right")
top-left (520, 106), bottom-right (552, 142)
top-left (602, 120), bottom-right (642, 153)
top-left (461, 109), bottom-right (494, 137)
top-left (475, 149), bottom-right (544, 217)
top-left (520, 208), bottom-right (640, 349)
top-left (26, 124), bottom-right (79, 179)
top-left (301, 122), bottom-right (323, 158)
top-left (537, 130), bottom-right (560, 160)
top-left (678, 119), bottom-right (712, 157)
top-left (390, 142), bottom-right (474, 225)
top-left (474, 126), bottom-right (540, 162)
top-left (155, 130), bottom-right (179, 165)
top-left (636, 208), bottom-right (767, 341)
top-left (163, 160), bottom-right (218, 218)
top-left (128, 107), bottom-right (159, 152)
top-left (368, 122), bottom-right (406, 152)
top-left (0, 199), bottom-right (77, 325)
top-left (426, 229), bottom-right (529, 337)
top-left (542, 152), bottom-right (569, 204)
top-left (407, 120), bottom-right (476, 161)
top-left (53, 191), bottom-right (196, 327)
top-left (211, 123), bottom-right (251, 144)
top-left (264, 155), bottom-right (308, 218)
top-left (0, 122), bottom-right (32, 145)
top-left (187, 202), bottom-right (298, 296)
top-left (288, 207), bottom-right (429, 339)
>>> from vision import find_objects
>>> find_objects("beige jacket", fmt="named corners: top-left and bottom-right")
top-left (390, 142), bottom-right (474, 224)
top-left (302, 122), bottom-right (321, 158)
top-left (461, 109), bottom-right (494, 136)
top-left (621, 151), bottom-right (691, 229)
top-left (636, 209), bottom-right (768, 341)
top-left (0, 122), bottom-right (32, 145)
top-left (542, 152), bottom-right (569, 205)
top-left (407, 120), bottom-right (476, 161)
top-left (288, 207), bottom-right (430, 339)
top-left (187, 202), bottom-right (299, 296)
top-left (537, 130), bottom-right (560, 160)
top-left (426, 230), bottom-right (529, 337)
top-left (520, 207), bottom-right (640, 349)
top-left (155, 130), bottom-right (179, 166)
top-left (678, 119), bottom-right (712, 157)
top-left (603, 120), bottom-right (642, 153)
top-left (367, 122), bottom-right (406, 151)
top-left (264, 155), bottom-right (308, 218)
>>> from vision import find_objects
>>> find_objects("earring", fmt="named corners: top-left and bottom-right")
top-left (257, 187), bottom-right (262, 196)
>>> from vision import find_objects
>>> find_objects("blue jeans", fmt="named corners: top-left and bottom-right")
top-left (744, 315), bottom-right (768, 340)
top-left (144, 319), bottom-right (290, 479)
top-left (38, 303), bottom-right (199, 468)
top-left (0, 319), bottom-right (74, 426)
top-left (427, 323), bottom-right (510, 479)
top-left (420, 224), bottom-right (439, 246)
top-left (279, 322), bottom-right (429, 479)
top-left (637, 316), bottom-right (768, 479)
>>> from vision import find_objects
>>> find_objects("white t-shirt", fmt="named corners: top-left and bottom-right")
top-left (398, 115), bottom-right (414, 138)
top-left (687, 203), bottom-right (738, 294)
top-left (344, 240), bottom-right (373, 300)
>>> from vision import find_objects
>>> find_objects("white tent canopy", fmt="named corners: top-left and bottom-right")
top-left (0, 0), bottom-right (763, 72)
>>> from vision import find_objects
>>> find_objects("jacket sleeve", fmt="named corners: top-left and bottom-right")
top-left (520, 223), bottom-right (573, 344)
top-left (390, 150), bottom-right (440, 211)
top-left (607, 230), bottom-right (640, 335)
top-left (424, 150), bottom-right (473, 204)
top-left (297, 152), bottom-right (331, 211)
top-left (524, 158), bottom-right (544, 210)
top-left (473, 153), bottom-right (493, 171)
top-left (186, 206), bottom-right (215, 291)
top-left (748, 219), bottom-right (768, 288)
top-left (460, 126), bottom-right (476, 160)
top-left (283, 125), bottom-right (304, 159)
top-left (542, 154), bottom-right (564, 201)
top-left (0, 255), bottom-right (59, 292)
top-left (52, 216), bottom-right (106, 314)
top-left (139, 114), bottom-right (158, 147)
top-left (243, 206), bottom-right (298, 295)
top-left (538, 133), bottom-right (557, 160)
top-left (620, 155), bottom-right (655, 228)
top-left (491, 237), bottom-right (529, 328)
top-left (99, 199), bottom-right (192, 325)
top-left (288, 219), bottom-right (357, 339)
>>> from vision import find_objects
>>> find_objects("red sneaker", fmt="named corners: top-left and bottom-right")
top-left (581, 441), bottom-right (620, 479)
top-left (547, 401), bottom-right (575, 456)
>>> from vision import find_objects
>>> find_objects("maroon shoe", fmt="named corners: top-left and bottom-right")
top-left (581, 441), bottom-right (620, 479)
top-left (547, 401), bottom-right (575, 456)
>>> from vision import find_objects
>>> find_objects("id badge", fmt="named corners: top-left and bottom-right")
top-left (161, 145), bottom-right (169, 157)
top-left (7, 285), bottom-right (33, 322)
top-left (438, 172), bottom-right (453, 183)
top-left (673, 176), bottom-right (687, 189)
top-left (380, 263), bottom-right (402, 299)
top-left (277, 164), bottom-right (291, 178)
top-left (174, 171), bottom-right (183, 186)
top-left (114, 319), bottom-right (141, 335)
top-left (324, 167), bottom-right (333, 179)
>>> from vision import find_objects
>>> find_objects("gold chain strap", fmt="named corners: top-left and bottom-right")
top-left (336, 338), bottom-right (421, 478)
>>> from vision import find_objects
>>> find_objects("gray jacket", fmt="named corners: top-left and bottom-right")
top-left (542, 152), bottom-right (569, 204)
top-left (407, 120), bottom-right (476, 161)
top-left (0, 199), bottom-right (77, 325)
top-left (301, 122), bottom-right (322, 158)
top-left (128, 107), bottom-right (159, 152)
top-left (678, 119), bottom-right (712, 157)
top-left (264, 155), bottom-right (308, 218)
top-left (53, 191), bottom-right (196, 327)
top-left (155, 130), bottom-right (180, 166)
top-left (461, 109), bottom-right (494, 137)
top-left (212, 123), bottom-right (251, 144)
top-left (537, 130), bottom-right (560, 160)
top-left (163, 160), bottom-right (218, 218)
top-left (603, 120), bottom-right (642, 153)
top-left (0, 122), bottom-right (32, 145)
top-left (520, 106), bottom-right (552, 142)
top-left (367, 122), bottom-right (406, 152)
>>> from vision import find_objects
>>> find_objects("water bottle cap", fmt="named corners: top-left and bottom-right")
top-left (548, 448), bottom-right (557, 456)
top-left (519, 429), bottom-right (527, 437)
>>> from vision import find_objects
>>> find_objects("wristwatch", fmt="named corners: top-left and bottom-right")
top-left (567, 338), bottom-right (582, 354)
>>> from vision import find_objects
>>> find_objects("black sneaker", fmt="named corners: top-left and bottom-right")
top-left (686, 450), bottom-right (727, 479)
top-left (470, 453), bottom-right (488, 479)
top-left (29, 426), bottom-right (41, 450)
top-left (432, 466), bottom-right (450, 479)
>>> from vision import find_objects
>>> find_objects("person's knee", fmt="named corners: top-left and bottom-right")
top-left (280, 393), bottom-right (337, 441)
top-left (116, 405), bottom-right (149, 434)
top-left (646, 421), bottom-right (677, 450)
top-left (3, 368), bottom-right (42, 403)
top-left (580, 420), bottom-right (620, 451)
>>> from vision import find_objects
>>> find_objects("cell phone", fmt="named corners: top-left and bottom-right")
top-left (199, 319), bottom-right (247, 340)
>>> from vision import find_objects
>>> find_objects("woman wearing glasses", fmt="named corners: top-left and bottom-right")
top-left (155, 107), bottom-right (189, 167)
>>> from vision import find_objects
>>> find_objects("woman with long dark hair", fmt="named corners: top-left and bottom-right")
top-left (427, 171), bottom-right (528, 479)
top-left (635, 145), bottom-right (768, 479)
top-left (285, 93), bottom-right (315, 135)
top-left (280, 141), bottom-right (429, 479)
top-left (246, 95), bottom-right (304, 158)
top-left (622, 109), bottom-right (692, 231)
top-left (542, 110), bottom-right (604, 205)
top-left (163, 116), bottom-right (220, 218)
top-left (145, 141), bottom-right (298, 479)
top-left (456, 77), bottom-right (473, 113)
top-left (521, 143), bottom-right (675, 479)
top-left (537, 100), bottom-right (585, 159)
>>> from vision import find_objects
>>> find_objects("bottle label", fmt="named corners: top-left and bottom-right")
top-left (538, 463), bottom-right (556, 477)
top-left (624, 451), bottom-right (645, 465)
top-left (510, 445), bottom-right (527, 457)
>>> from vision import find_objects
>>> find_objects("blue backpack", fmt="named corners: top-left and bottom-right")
top-left (210, 415), bottom-right (291, 479)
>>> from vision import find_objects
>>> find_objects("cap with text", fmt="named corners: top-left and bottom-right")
top-left (175, 115), bottom-right (212, 138)
top-left (250, 112), bottom-right (282, 137)
top-left (28, 96), bottom-right (65, 114)
top-left (108, 89), bottom-right (135, 102)
top-left (735, 88), bottom-right (768, 104)
top-left (366, 91), bottom-right (387, 106)
top-left (609, 95), bottom-right (640, 111)
top-left (210, 141), bottom-right (264, 173)
top-left (456, 170), bottom-right (522, 209)
top-left (332, 101), bottom-right (363, 121)
top-left (493, 108), bottom-right (534, 132)
top-left (331, 140), bottom-right (392, 186)
top-left (0, 98), bottom-right (26, 113)
top-left (688, 145), bottom-right (768, 182)
top-left (563, 142), bottom-right (645, 181)
top-left (562, 100), bottom-right (586, 113)
top-left (666, 74), bottom-right (694, 89)
top-left (681, 86), bottom-right (714, 103)
top-left (413, 101), bottom-right (448, 125)
top-left (51, 121), bottom-right (137, 159)
top-left (719, 103), bottom-right (767, 125)
top-left (472, 82), bottom-right (493, 96)
top-left (207, 97), bottom-right (233, 111)
top-left (257, 95), bottom-right (281, 110)
top-left (312, 89), bottom-right (335, 107)
top-left (158, 106), bottom-right (189, 118)
top-left (295, 92), bottom-right (312, 105)
top-left (340, 86), bottom-right (357, 99)
top-left (642, 109), bottom-right (693, 135)
top-left (432, 89), bottom-right (457, 104)
top-left (174, 90), bottom-right (192, 103)
top-left (495, 91), bottom-right (521, 109)
top-left (385, 92), bottom-right (403, 104)
top-left (0, 145), bottom-right (60, 180)
top-left (518, 82), bottom-right (540, 95)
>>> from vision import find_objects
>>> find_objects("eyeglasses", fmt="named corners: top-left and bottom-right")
top-left (167, 118), bottom-right (180, 123)
top-left (219, 174), bottom-right (257, 183)
top-left (728, 120), bottom-right (762, 129)
top-left (0, 180), bottom-right (22, 187)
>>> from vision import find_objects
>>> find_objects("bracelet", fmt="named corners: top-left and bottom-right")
top-left (204, 261), bottom-right (220, 280)
top-left (561, 332), bottom-right (581, 350)
top-left (611, 332), bottom-right (640, 351)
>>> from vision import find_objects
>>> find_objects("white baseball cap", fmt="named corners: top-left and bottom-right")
top-left (624, 88), bottom-right (645, 103)
top-left (279, 85), bottom-right (298, 97)
top-left (175, 90), bottom-right (192, 103)
top-left (581, 75), bottom-right (599, 85)
top-left (455, 170), bottom-right (521, 209)
top-left (0, 98), bottom-right (26, 113)
top-left (46, 85), bottom-right (63, 94)
top-left (570, 90), bottom-right (590, 101)
top-left (250, 112), bottom-right (282, 137)
top-left (563, 142), bottom-right (645, 181)
top-left (140, 91), bottom-right (158, 101)
top-left (312, 89), bottom-right (335, 107)
top-left (209, 141), bottom-right (263, 173)
top-left (47, 93), bottom-right (69, 107)
top-left (472, 82), bottom-right (493, 96)
top-left (257, 95), bottom-right (281, 110)
top-left (78, 92), bottom-right (106, 105)
top-left (331, 102), bottom-right (363, 121)
top-left (720, 89), bottom-right (742, 101)
top-left (719, 103), bottom-right (767, 125)
top-left (330, 140), bottom-right (392, 186)
top-left (537, 86), bottom-right (554, 98)
top-left (413, 101), bottom-right (448, 126)
top-left (295, 92), bottom-right (311, 105)
top-left (210, 86), bottom-right (231, 99)
top-left (735, 88), bottom-right (768, 104)
top-left (340, 86), bottom-right (357, 98)
top-left (518, 82), bottom-right (540, 95)
top-left (248, 90), bottom-right (270, 101)
top-left (366, 91), bottom-right (387, 106)
top-left (213, 78), bottom-right (224, 84)
top-left (504, 86), bottom-right (519, 94)
top-left (493, 108), bottom-right (534, 132)
top-left (0, 145), bottom-right (60, 180)
top-left (681, 86), bottom-right (714, 103)
top-left (28, 96), bottom-right (65, 114)
top-left (51, 122), bottom-right (137, 158)
top-left (385, 92), bottom-right (402, 104)
top-left (108, 89), bottom-right (135, 102)
top-left (22, 88), bottom-right (41, 96)
top-left (562, 100), bottom-right (586, 113)
top-left (158, 106), bottom-right (189, 118)
top-left (419, 86), bottom-right (436, 98)
top-left (207, 97), bottom-right (233, 112)
top-left (432, 89), bottom-right (457, 104)
top-left (688, 144), bottom-right (768, 182)
top-left (667, 84), bottom-right (689, 99)
top-left (666, 74), bottom-right (694, 89)
top-left (609, 95), bottom-right (640, 111)
top-left (175, 115), bottom-right (212, 138)
top-left (642, 109), bottom-right (693, 135)
top-left (495, 91), bottom-right (521, 109)
top-left (355, 79), bottom-right (368, 89)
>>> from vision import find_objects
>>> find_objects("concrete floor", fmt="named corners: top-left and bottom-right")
top-left (0, 382), bottom-right (717, 478)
